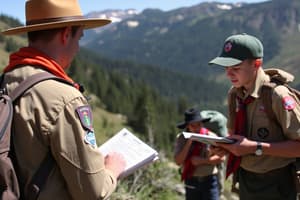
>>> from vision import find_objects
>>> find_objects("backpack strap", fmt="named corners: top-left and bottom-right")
top-left (8, 72), bottom-right (73, 200)
top-left (9, 72), bottom-right (71, 101)
top-left (26, 151), bottom-right (55, 200)
top-left (260, 82), bottom-right (279, 125)
top-left (260, 79), bottom-right (300, 126)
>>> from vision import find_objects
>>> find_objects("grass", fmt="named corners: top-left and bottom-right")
top-left (91, 104), bottom-right (129, 144)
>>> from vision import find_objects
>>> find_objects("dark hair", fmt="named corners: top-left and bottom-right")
top-left (28, 26), bottom-right (81, 43)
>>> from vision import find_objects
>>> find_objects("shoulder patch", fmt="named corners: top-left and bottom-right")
top-left (282, 96), bottom-right (296, 110)
top-left (84, 131), bottom-right (97, 147)
top-left (76, 105), bottom-right (94, 131)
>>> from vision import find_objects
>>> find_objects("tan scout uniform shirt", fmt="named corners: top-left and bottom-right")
top-left (228, 68), bottom-right (300, 173)
top-left (174, 131), bottom-right (218, 177)
top-left (3, 66), bottom-right (117, 200)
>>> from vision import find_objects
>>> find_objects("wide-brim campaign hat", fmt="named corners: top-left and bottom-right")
top-left (2, 0), bottom-right (111, 35)
top-left (177, 108), bottom-right (210, 129)
top-left (209, 33), bottom-right (263, 67)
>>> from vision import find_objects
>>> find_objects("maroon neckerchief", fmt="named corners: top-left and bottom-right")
top-left (181, 127), bottom-right (209, 181)
top-left (226, 95), bottom-right (255, 178)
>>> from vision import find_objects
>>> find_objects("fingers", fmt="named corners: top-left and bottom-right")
top-left (105, 152), bottom-right (126, 178)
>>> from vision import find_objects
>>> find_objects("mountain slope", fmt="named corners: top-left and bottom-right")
top-left (82, 2), bottom-right (239, 75)
top-left (82, 0), bottom-right (300, 79)
top-left (78, 48), bottom-right (229, 111)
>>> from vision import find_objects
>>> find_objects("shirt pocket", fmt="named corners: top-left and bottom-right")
top-left (251, 103), bottom-right (272, 141)
top-left (251, 103), bottom-right (285, 141)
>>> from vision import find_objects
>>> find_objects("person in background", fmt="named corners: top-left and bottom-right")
top-left (200, 110), bottom-right (228, 199)
top-left (174, 108), bottom-right (225, 200)
top-left (1, 0), bottom-right (126, 199)
top-left (209, 33), bottom-right (300, 200)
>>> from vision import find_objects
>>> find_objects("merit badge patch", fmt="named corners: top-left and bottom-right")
top-left (76, 106), bottom-right (94, 131)
top-left (282, 96), bottom-right (296, 110)
top-left (84, 131), bottom-right (97, 147)
top-left (257, 127), bottom-right (269, 139)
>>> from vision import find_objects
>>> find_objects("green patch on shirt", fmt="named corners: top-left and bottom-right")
top-left (76, 105), bottom-right (94, 131)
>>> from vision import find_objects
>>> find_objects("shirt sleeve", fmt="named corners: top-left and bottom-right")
top-left (49, 96), bottom-right (117, 200)
top-left (272, 85), bottom-right (300, 140)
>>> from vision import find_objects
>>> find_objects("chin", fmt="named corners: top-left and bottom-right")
top-left (233, 84), bottom-right (242, 88)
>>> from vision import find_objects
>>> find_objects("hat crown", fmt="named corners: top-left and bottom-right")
top-left (184, 108), bottom-right (200, 122)
top-left (209, 33), bottom-right (263, 67)
top-left (26, 0), bottom-right (83, 25)
top-left (2, 0), bottom-right (111, 35)
top-left (177, 108), bottom-right (210, 129)
top-left (221, 34), bottom-right (263, 60)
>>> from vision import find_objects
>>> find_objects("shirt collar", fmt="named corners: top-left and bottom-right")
top-left (236, 67), bottom-right (270, 99)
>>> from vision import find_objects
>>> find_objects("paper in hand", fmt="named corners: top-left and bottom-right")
top-left (182, 131), bottom-right (236, 146)
top-left (98, 128), bottom-right (159, 178)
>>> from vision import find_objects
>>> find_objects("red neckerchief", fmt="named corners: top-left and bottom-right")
top-left (181, 127), bottom-right (209, 181)
top-left (3, 47), bottom-right (80, 90)
top-left (226, 96), bottom-right (254, 178)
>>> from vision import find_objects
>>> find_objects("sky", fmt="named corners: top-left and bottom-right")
top-left (0, 0), bottom-right (266, 24)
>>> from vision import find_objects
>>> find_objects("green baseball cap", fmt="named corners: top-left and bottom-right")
top-left (209, 33), bottom-right (263, 67)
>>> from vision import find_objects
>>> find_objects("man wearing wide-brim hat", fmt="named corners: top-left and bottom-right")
top-left (1, 0), bottom-right (126, 199)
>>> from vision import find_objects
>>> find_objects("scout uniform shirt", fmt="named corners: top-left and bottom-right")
top-left (227, 68), bottom-right (300, 173)
top-left (2, 66), bottom-right (117, 200)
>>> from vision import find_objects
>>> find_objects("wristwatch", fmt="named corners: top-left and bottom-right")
top-left (255, 142), bottom-right (263, 156)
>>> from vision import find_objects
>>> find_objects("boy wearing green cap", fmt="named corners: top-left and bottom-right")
top-left (209, 33), bottom-right (300, 200)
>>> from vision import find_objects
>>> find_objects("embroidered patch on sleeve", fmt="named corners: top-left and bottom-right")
top-left (84, 131), bottom-right (97, 147)
top-left (76, 105), bottom-right (94, 131)
top-left (282, 96), bottom-right (296, 110)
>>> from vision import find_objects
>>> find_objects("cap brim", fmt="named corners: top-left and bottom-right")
top-left (208, 57), bottom-right (242, 67)
top-left (2, 18), bottom-right (111, 35)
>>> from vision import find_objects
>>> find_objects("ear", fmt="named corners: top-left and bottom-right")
top-left (254, 59), bottom-right (262, 68)
top-left (61, 27), bottom-right (71, 44)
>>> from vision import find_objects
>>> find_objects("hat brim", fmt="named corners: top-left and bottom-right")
top-left (209, 57), bottom-right (242, 67)
top-left (176, 117), bottom-right (210, 129)
top-left (176, 122), bottom-right (187, 129)
top-left (2, 18), bottom-right (111, 35)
